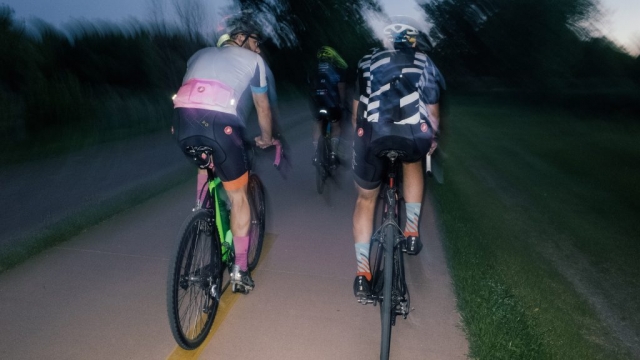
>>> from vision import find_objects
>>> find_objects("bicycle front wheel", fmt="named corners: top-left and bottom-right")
top-left (167, 209), bottom-right (223, 350)
top-left (380, 224), bottom-right (395, 360)
top-left (247, 174), bottom-right (266, 271)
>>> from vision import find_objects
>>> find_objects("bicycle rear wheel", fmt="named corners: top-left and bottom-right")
top-left (315, 136), bottom-right (328, 194)
top-left (247, 174), bottom-right (266, 271)
top-left (167, 209), bottom-right (223, 350)
top-left (380, 224), bottom-right (395, 360)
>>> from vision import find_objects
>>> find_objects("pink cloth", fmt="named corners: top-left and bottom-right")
top-left (233, 235), bottom-right (250, 271)
top-left (173, 78), bottom-right (235, 112)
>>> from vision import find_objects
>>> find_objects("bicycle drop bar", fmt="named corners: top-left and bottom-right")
top-left (272, 139), bottom-right (282, 168)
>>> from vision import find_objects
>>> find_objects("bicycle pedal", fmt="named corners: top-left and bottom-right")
top-left (231, 283), bottom-right (252, 294)
top-left (357, 296), bottom-right (374, 305)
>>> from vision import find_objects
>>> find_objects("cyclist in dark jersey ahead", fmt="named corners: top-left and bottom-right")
top-left (172, 15), bottom-right (275, 293)
top-left (350, 16), bottom-right (445, 298)
top-left (311, 46), bottom-right (347, 168)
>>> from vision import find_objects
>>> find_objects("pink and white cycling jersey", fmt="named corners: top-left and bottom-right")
top-left (173, 45), bottom-right (268, 126)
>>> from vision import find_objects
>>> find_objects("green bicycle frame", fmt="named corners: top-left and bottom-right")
top-left (208, 177), bottom-right (234, 263)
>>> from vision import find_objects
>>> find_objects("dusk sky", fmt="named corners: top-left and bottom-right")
top-left (2, 0), bottom-right (638, 54)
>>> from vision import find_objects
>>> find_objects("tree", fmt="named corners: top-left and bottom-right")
top-left (423, 0), bottom-right (604, 87)
top-left (172, 0), bottom-right (206, 43)
top-left (232, 0), bottom-right (382, 87)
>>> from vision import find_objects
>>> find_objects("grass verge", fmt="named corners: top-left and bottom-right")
top-left (0, 167), bottom-right (190, 274)
top-left (433, 94), bottom-right (639, 359)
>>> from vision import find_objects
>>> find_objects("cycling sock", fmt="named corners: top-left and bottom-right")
top-left (233, 235), bottom-right (250, 271)
top-left (197, 173), bottom-right (208, 206)
top-left (404, 202), bottom-right (421, 237)
top-left (330, 137), bottom-right (340, 154)
top-left (355, 243), bottom-right (371, 281)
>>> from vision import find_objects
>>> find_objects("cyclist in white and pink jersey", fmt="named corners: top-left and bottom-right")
top-left (172, 15), bottom-right (275, 292)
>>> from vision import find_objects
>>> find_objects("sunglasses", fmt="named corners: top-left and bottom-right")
top-left (248, 35), bottom-right (262, 47)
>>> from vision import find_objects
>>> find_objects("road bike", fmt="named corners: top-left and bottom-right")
top-left (166, 141), bottom-right (281, 350)
top-left (358, 149), bottom-right (411, 360)
top-left (314, 110), bottom-right (339, 194)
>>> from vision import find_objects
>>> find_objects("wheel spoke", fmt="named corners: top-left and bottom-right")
top-left (167, 210), bottom-right (222, 349)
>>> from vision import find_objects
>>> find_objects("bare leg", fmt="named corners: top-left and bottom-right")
top-left (225, 184), bottom-right (250, 237)
top-left (402, 161), bottom-right (424, 203)
top-left (353, 183), bottom-right (380, 245)
top-left (353, 182), bottom-right (379, 283)
top-left (402, 161), bottom-right (425, 254)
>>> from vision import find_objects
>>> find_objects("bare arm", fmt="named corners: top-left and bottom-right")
top-left (252, 92), bottom-right (273, 148)
top-left (426, 103), bottom-right (440, 155)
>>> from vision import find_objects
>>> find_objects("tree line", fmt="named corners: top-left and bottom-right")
top-left (1, 0), bottom-right (638, 150)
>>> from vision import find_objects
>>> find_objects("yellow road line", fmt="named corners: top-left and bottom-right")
top-left (166, 233), bottom-right (277, 360)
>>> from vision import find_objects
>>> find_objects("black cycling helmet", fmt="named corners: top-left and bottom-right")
top-left (227, 15), bottom-right (260, 38)
top-left (383, 15), bottom-right (422, 45)
top-left (216, 12), bottom-right (262, 47)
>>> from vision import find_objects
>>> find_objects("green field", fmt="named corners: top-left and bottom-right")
top-left (433, 94), bottom-right (640, 359)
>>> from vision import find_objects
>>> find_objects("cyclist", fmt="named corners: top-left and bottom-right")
top-left (350, 16), bottom-right (445, 298)
top-left (172, 15), bottom-right (275, 293)
top-left (310, 46), bottom-right (347, 168)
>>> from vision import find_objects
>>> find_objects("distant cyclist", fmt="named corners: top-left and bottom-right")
top-left (172, 14), bottom-right (275, 293)
top-left (350, 16), bottom-right (445, 297)
top-left (310, 46), bottom-right (347, 168)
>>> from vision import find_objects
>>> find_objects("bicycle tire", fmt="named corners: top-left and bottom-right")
top-left (380, 223), bottom-right (395, 360)
top-left (247, 174), bottom-right (266, 271)
top-left (167, 209), bottom-right (223, 350)
top-left (316, 136), bottom-right (329, 194)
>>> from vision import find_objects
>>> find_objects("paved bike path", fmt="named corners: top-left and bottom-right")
top-left (189, 132), bottom-right (468, 359)
top-left (0, 100), bottom-right (468, 359)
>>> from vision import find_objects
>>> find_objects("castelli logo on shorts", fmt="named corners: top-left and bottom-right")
top-left (357, 128), bottom-right (364, 137)
top-left (421, 123), bottom-right (428, 132)
top-left (224, 126), bottom-right (233, 135)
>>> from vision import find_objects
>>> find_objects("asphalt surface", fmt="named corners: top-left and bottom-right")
top-left (0, 100), bottom-right (468, 359)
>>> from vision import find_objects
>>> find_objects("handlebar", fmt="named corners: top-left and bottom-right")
top-left (253, 138), bottom-right (283, 169)
top-left (272, 139), bottom-right (282, 168)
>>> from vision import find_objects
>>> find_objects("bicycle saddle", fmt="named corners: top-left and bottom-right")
top-left (185, 146), bottom-right (215, 169)
top-left (377, 149), bottom-right (409, 162)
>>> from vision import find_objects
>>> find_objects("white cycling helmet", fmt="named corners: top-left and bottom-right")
top-left (383, 15), bottom-right (421, 44)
